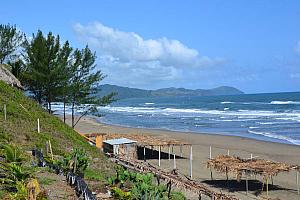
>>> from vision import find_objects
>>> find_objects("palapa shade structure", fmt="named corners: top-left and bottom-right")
top-left (83, 133), bottom-right (194, 177)
top-left (207, 155), bottom-right (300, 197)
top-left (207, 155), bottom-right (295, 178)
top-left (102, 133), bottom-right (189, 146)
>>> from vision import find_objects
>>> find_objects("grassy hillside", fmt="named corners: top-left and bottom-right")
top-left (0, 80), bottom-right (113, 176)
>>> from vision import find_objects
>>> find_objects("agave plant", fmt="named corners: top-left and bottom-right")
top-left (0, 144), bottom-right (24, 163)
top-left (62, 148), bottom-right (89, 176)
top-left (8, 181), bottom-right (28, 200)
top-left (0, 162), bottom-right (33, 187)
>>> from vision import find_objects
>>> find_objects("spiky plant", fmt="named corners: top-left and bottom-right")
top-left (0, 162), bottom-right (33, 187)
top-left (0, 144), bottom-right (24, 163)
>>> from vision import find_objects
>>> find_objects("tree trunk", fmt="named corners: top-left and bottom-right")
top-left (48, 102), bottom-right (51, 113)
top-left (63, 98), bottom-right (66, 123)
top-left (71, 102), bottom-right (75, 128)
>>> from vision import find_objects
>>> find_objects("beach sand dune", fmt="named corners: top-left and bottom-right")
top-left (62, 116), bottom-right (300, 200)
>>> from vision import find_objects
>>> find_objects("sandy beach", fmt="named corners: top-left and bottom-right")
top-left (62, 115), bottom-right (300, 200)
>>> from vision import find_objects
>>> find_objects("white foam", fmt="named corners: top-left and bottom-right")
top-left (249, 126), bottom-right (259, 129)
top-left (102, 106), bottom-right (300, 122)
top-left (270, 101), bottom-right (300, 105)
top-left (221, 101), bottom-right (233, 104)
top-left (224, 108), bottom-right (229, 110)
top-left (248, 130), bottom-right (300, 145)
top-left (195, 124), bottom-right (204, 127)
top-left (257, 122), bottom-right (277, 125)
top-left (145, 103), bottom-right (155, 105)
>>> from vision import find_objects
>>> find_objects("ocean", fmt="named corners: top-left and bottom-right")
top-left (97, 92), bottom-right (300, 145)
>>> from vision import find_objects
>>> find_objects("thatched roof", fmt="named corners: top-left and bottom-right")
top-left (0, 64), bottom-right (23, 89)
top-left (207, 155), bottom-right (295, 178)
top-left (84, 133), bottom-right (189, 146)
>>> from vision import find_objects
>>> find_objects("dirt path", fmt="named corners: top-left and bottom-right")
top-left (36, 171), bottom-right (77, 200)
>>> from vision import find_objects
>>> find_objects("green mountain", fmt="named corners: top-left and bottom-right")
top-left (98, 84), bottom-right (244, 99)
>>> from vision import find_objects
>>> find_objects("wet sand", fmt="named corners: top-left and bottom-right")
top-left (62, 115), bottom-right (300, 200)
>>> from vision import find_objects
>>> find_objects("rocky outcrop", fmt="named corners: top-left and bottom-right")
top-left (0, 64), bottom-right (23, 89)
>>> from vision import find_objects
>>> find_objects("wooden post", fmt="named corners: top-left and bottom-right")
top-left (180, 145), bottom-right (183, 157)
top-left (143, 146), bottom-right (146, 162)
top-left (266, 178), bottom-right (269, 198)
top-left (190, 145), bottom-right (193, 179)
top-left (168, 145), bottom-right (171, 160)
top-left (158, 146), bottom-right (161, 167)
top-left (246, 174), bottom-right (249, 195)
top-left (4, 104), bottom-right (6, 121)
top-left (297, 171), bottom-right (299, 195)
top-left (209, 145), bottom-right (213, 180)
top-left (73, 153), bottom-right (77, 173)
top-left (199, 193), bottom-right (202, 200)
top-left (95, 135), bottom-right (103, 149)
top-left (227, 149), bottom-right (230, 156)
top-left (226, 167), bottom-right (228, 181)
top-left (48, 140), bottom-right (53, 161)
top-left (250, 153), bottom-right (253, 160)
top-left (37, 118), bottom-right (40, 133)
top-left (173, 153), bottom-right (176, 169)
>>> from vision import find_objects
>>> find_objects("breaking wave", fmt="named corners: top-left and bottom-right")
top-left (248, 130), bottom-right (300, 145)
top-left (270, 101), bottom-right (300, 105)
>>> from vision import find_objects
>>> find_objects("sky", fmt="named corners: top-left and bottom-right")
top-left (1, 0), bottom-right (300, 93)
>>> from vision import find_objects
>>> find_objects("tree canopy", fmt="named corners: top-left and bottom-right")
top-left (0, 24), bottom-right (24, 64)
top-left (0, 24), bottom-right (116, 126)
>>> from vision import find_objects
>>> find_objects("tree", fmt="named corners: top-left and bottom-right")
top-left (0, 24), bottom-right (24, 64)
top-left (7, 57), bottom-right (24, 80)
top-left (56, 43), bottom-right (74, 123)
top-left (69, 46), bottom-right (115, 128)
top-left (23, 30), bottom-right (72, 112)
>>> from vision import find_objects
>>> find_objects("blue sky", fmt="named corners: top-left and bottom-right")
top-left (1, 0), bottom-right (300, 93)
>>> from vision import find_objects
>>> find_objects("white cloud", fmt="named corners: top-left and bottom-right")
top-left (74, 22), bottom-right (223, 68)
top-left (74, 22), bottom-right (224, 88)
top-left (73, 22), bottom-right (225, 88)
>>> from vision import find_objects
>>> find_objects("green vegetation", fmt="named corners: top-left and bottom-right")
top-left (0, 22), bottom-right (187, 199)
top-left (0, 24), bottom-right (24, 64)
top-left (0, 142), bottom-right (46, 200)
top-left (108, 166), bottom-right (186, 200)
top-left (98, 84), bottom-right (244, 99)
top-left (21, 30), bottom-right (115, 127)
top-left (61, 148), bottom-right (89, 175)
top-left (0, 80), bottom-right (113, 172)
top-left (84, 168), bottom-right (105, 181)
top-left (0, 81), bottom-right (113, 198)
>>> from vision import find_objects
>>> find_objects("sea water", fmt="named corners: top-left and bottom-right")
top-left (97, 92), bottom-right (300, 145)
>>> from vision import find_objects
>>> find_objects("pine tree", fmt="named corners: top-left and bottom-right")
top-left (23, 30), bottom-right (72, 112)
top-left (69, 46), bottom-right (115, 128)
top-left (0, 24), bottom-right (24, 64)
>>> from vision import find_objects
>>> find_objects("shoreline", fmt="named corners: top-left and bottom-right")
top-left (62, 115), bottom-right (300, 199)
top-left (64, 115), bottom-right (300, 163)
top-left (95, 117), bottom-right (299, 147)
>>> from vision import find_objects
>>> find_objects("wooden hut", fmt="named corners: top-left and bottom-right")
top-left (103, 138), bottom-right (137, 157)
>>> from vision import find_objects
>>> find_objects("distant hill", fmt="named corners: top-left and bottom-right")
top-left (98, 84), bottom-right (244, 99)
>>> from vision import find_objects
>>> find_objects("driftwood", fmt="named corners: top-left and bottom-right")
top-left (111, 155), bottom-right (239, 200)
top-left (207, 155), bottom-right (296, 178)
